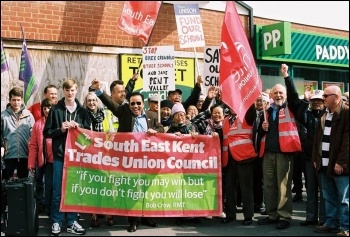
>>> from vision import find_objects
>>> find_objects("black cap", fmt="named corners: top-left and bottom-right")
top-left (160, 100), bottom-right (174, 109)
top-left (168, 89), bottom-right (182, 95)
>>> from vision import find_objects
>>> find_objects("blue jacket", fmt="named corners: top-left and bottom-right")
top-left (1, 104), bottom-right (34, 159)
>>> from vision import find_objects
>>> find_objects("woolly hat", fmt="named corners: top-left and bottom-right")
top-left (171, 103), bottom-right (186, 116)
top-left (310, 90), bottom-right (324, 100)
top-left (161, 100), bottom-right (174, 109)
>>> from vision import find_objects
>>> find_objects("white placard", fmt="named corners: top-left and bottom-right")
top-left (174, 4), bottom-right (205, 48)
top-left (203, 46), bottom-right (220, 95)
top-left (142, 46), bottom-right (175, 92)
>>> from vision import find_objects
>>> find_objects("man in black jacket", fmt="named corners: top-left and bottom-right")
top-left (91, 79), bottom-right (164, 233)
top-left (44, 79), bottom-right (91, 236)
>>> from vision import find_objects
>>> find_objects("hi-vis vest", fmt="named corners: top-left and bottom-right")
top-left (103, 109), bottom-right (119, 132)
top-left (259, 106), bottom-right (301, 156)
top-left (222, 117), bottom-right (257, 166)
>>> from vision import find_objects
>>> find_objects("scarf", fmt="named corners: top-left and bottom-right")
top-left (205, 119), bottom-right (222, 135)
top-left (169, 119), bottom-right (194, 134)
top-left (161, 117), bottom-right (173, 127)
top-left (87, 108), bottom-right (105, 132)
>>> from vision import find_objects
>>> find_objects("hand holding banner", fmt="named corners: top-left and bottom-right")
top-left (61, 128), bottom-right (222, 217)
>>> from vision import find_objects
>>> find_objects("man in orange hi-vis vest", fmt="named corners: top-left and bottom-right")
top-left (257, 64), bottom-right (302, 230)
top-left (221, 104), bottom-right (256, 226)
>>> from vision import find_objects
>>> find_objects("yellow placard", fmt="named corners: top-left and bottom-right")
top-left (119, 54), bottom-right (195, 101)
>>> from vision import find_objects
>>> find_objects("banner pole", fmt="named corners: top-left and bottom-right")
top-left (193, 47), bottom-right (200, 76)
top-left (193, 47), bottom-right (203, 92)
top-left (158, 91), bottom-right (161, 123)
top-left (137, 1), bottom-right (163, 73)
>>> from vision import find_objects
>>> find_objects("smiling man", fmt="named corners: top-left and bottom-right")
top-left (257, 64), bottom-right (303, 230)
top-left (91, 79), bottom-right (164, 232)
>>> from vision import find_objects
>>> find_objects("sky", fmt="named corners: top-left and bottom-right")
top-left (165, 1), bottom-right (349, 31)
top-left (242, 1), bottom-right (349, 31)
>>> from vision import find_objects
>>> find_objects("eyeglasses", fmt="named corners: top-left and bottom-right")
top-left (322, 94), bottom-right (337, 98)
top-left (174, 113), bottom-right (186, 118)
top-left (87, 99), bottom-right (96, 103)
top-left (130, 101), bottom-right (142, 106)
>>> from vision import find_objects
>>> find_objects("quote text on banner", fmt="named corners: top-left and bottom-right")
top-left (61, 128), bottom-right (222, 217)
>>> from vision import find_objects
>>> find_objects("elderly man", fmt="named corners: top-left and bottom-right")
top-left (167, 75), bottom-right (203, 111)
top-left (296, 89), bottom-right (326, 227)
top-left (313, 86), bottom-right (349, 237)
top-left (147, 94), bottom-right (160, 113)
top-left (257, 64), bottom-right (303, 230)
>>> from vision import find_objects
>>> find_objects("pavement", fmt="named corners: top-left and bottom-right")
top-left (28, 192), bottom-right (335, 236)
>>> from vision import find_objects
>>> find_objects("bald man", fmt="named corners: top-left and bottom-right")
top-left (257, 64), bottom-right (305, 230)
top-left (313, 85), bottom-right (349, 236)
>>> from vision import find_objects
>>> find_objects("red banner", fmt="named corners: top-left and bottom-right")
top-left (117, 1), bottom-right (162, 44)
top-left (219, 1), bottom-right (262, 122)
top-left (60, 128), bottom-right (222, 217)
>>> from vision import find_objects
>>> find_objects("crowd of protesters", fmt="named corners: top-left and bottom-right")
top-left (1, 64), bottom-right (349, 236)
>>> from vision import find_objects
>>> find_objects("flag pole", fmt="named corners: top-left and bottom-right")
top-left (1, 39), bottom-right (14, 86)
top-left (19, 23), bottom-right (38, 105)
top-left (20, 23), bottom-right (39, 104)
top-left (193, 47), bottom-right (200, 75)
top-left (19, 23), bottom-right (41, 104)
top-left (261, 93), bottom-right (267, 121)
top-left (136, 1), bottom-right (163, 73)
top-left (157, 91), bottom-right (161, 123)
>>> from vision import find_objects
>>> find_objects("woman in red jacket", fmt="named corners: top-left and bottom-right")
top-left (28, 98), bottom-right (54, 222)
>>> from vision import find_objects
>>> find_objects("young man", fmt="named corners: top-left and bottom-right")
top-left (44, 79), bottom-right (91, 236)
top-left (1, 87), bottom-right (35, 180)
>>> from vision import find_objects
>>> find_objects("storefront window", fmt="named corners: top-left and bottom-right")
top-left (294, 66), bottom-right (349, 92)
top-left (259, 64), bottom-right (349, 93)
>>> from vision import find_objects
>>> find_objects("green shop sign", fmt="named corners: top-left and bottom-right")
top-left (261, 22), bottom-right (291, 56)
top-left (256, 24), bottom-right (349, 67)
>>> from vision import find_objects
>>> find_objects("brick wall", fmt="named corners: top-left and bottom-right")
top-left (1, 1), bottom-right (347, 52)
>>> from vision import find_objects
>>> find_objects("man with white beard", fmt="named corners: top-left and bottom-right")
top-left (257, 64), bottom-right (303, 230)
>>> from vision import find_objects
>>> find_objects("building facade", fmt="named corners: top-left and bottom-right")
top-left (1, 1), bottom-right (348, 109)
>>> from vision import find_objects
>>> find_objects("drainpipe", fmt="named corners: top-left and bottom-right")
top-left (236, 1), bottom-right (254, 40)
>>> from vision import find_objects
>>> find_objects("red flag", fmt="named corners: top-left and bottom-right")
top-left (117, 1), bottom-right (161, 44)
top-left (219, 1), bottom-right (262, 122)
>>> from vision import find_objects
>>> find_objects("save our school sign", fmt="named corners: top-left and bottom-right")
top-left (60, 128), bottom-right (222, 217)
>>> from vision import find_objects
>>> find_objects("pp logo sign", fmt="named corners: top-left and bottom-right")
top-left (263, 30), bottom-right (281, 50)
top-left (260, 22), bottom-right (291, 56)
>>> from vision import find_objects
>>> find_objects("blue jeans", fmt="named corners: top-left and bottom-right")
top-left (320, 170), bottom-right (349, 230)
top-left (52, 159), bottom-right (78, 226)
